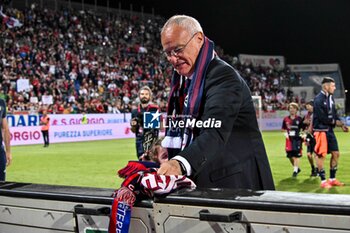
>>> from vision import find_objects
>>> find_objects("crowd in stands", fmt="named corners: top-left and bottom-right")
top-left (230, 57), bottom-right (304, 112)
top-left (0, 4), bottom-right (305, 115)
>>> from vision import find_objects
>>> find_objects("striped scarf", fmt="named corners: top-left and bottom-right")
top-left (108, 161), bottom-right (196, 233)
top-left (164, 36), bottom-right (215, 152)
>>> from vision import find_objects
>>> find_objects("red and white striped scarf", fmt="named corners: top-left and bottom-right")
top-left (108, 161), bottom-right (196, 233)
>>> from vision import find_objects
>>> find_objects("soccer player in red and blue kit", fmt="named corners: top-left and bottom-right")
top-left (282, 102), bottom-right (304, 177)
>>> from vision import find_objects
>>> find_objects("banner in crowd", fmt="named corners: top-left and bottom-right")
top-left (41, 95), bottom-right (53, 105)
top-left (9, 114), bottom-right (133, 145)
top-left (259, 118), bottom-right (283, 131)
top-left (259, 115), bottom-right (350, 131)
top-left (10, 123), bottom-right (134, 146)
top-left (7, 113), bottom-right (131, 127)
top-left (9, 113), bottom-right (348, 145)
top-left (16, 79), bottom-right (30, 92)
top-left (238, 54), bottom-right (286, 69)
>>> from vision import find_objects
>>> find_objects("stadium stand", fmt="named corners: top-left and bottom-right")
top-left (0, 2), bottom-right (340, 115)
top-left (1, 3), bottom-right (171, 114)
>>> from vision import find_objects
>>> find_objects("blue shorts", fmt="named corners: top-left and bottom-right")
top-left (286, 151), bottom-right (302, 158)
top-left (326, 130), bottom-right (339, 152)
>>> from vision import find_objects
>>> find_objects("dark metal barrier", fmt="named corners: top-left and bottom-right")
top-left (1, 182), bottom-right (350, 233)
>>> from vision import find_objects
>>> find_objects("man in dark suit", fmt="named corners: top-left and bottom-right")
top-left (157, 15), bottom-right (274, 190)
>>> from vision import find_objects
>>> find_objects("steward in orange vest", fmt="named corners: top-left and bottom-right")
top-left (40, 110), bottom-right (50, 147)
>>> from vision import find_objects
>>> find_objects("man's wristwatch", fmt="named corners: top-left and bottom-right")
top-left (177, 160), bottom-right (187, 175)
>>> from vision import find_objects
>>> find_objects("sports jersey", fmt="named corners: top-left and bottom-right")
top-left (303, 112), bottom-right (316, 153)
top-left (282, 115), bottom-right (303, 155)
top-left (303, 112), bottom-right (313, 134)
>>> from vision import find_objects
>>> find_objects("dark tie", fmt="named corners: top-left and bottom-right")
top-left (184, 78), bottom-right (191, 94)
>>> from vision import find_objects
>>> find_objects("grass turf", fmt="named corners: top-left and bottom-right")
top-left (7, 131), bottom-right (350, 194)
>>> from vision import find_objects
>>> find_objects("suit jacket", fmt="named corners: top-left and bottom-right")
top-left (177, 57), bottom-right (275, 190)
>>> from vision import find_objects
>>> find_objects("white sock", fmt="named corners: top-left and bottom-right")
top-left (294, 166), bottom-right (299, 172)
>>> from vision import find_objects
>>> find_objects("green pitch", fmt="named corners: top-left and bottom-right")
top-left (7, 131), bottom-right (350, 194)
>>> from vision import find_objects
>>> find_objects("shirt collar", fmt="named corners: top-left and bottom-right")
top-left (186, 74), bottom-right (194, 80)
top-left (185, 54), bottom-right (215, 80)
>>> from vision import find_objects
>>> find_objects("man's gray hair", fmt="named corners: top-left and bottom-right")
top-left (161, 15), bottom-right (203, 36)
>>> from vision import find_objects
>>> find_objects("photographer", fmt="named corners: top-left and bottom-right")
top-left (130, 86), bottom-right (160, 160)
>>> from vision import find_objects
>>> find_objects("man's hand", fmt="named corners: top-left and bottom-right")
top-left (6, 151), bottom-right (12, 166)
top-left (303, 118), bottom-right (310, 125)
top-left (130, 118), bottom-right (138, 126)
top-left (299, 131), bottom-right (307, 140)
top-left (336, 120), bottom-right (349, 132)
top-left (341, 125), bottom-right (349, 133)
top-left (157, 160), bottom-right (182, 176)
top-left (130, 118), bottom-right (138, 133)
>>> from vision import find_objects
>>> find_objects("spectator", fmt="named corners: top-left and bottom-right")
top-left (0, 5), bottom-right (302, 115)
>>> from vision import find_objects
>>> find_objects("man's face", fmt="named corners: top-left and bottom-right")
top-left (327, 82), bottom-right (336, 95)
top-left (161, 25), bottom-right (203, 77)
top-left (139, 90), bottom-right (150, 104)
